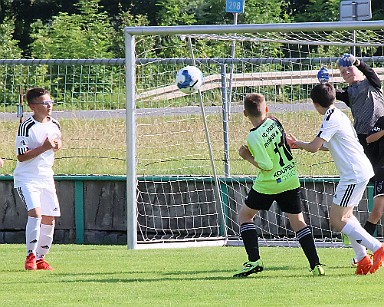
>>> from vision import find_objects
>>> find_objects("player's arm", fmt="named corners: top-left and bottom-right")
top-left (287, 134), bottom-right (326, 153)
top-left (17, 137), bottom-right (57, 162)
top-left (356, 60), bottom-right (382, 90)
top-left (366, 130), bottom-right (384, 144)
top-left (239, 145), bottom-right (261, 169)
top-left (0, 158), bottom-right (4, 168)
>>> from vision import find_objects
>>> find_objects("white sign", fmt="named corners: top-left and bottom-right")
top-left (340, 0), bottom-right (372, 21)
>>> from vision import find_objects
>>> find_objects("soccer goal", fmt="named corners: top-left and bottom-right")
top-left (125, 20), bottom-right (384, 249)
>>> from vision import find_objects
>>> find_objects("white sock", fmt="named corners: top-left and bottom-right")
top-left (25, 216), bottom-right (41, 255)
top-left (350, 238), bottom-right (367, 262)
top-left (341, 218), bottom-right (382, 253)
top-left (36, 224), bottom-right (55, 260)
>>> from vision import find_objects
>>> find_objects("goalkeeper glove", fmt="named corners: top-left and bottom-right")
top-left (337, 54), bottom-right (360, 67)
top-left (317, 67), bottom-right (329, 83)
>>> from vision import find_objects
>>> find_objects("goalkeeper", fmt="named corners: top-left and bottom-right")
top-left (233, 93), bottom-right (324, 277)
top-left (335, 53), bottom-right (384, 238)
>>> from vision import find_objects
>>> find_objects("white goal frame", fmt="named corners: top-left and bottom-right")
top-left (125, 20), bottom-right (384, 250)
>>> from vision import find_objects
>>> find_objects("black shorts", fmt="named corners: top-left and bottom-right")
top-left (374, 179), bottom-right (384, 197)
top-left (245, 187), bottom-right (302, 214)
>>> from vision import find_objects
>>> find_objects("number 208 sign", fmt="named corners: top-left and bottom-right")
top-left (226, 0), bottom-right (245, 14)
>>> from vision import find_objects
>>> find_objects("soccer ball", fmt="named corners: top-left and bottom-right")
top-left (175, 66), bottom-right (203, 94)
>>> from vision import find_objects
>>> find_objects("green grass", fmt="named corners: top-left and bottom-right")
top-left (1, 244), bottom-right (384, 306)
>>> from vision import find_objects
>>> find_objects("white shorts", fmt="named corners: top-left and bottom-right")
top-left (333, 180), bottom-right (369, 207)
top-left (16, 182), bottom-right (61, 217)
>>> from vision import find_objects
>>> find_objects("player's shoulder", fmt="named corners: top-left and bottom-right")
top-left (17, 116), bottom-right (36, 135)
top-left (49, 117), bottom-right (61, 129)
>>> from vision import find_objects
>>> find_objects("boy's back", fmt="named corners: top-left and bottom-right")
top-left (247, 116), bottom-right (299, 194)
top-left (318, 107), bottom-right (373, 183)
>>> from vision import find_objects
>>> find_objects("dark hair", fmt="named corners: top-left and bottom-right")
top-left (310, 83), bottom-right (336, 108)
top-left (26, 87), bottom-right (50, 104)
top-left (244, 93), bottom-right (265, 117)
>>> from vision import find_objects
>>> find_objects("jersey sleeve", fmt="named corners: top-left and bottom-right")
top-left (15, 133), bottom-right (29, 156)
top-left (247, 135), bottom-right (273, 170)
top-left (316, 109), bottom-right (339, 142)
top-left (357, 61), bottom-right (382, 90)
top-left (368, 116), bottom-right (384, 136)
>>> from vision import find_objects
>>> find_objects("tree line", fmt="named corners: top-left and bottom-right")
top-left (0, 0), bottom-right (383, 60)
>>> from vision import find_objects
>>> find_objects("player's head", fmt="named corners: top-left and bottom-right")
top-left (26, 87), bottom-right (54, 116)
top-left (339, 65), bottom-right (364, 84)
top-left (243, 93), bottom-right (268, 118)
top-left (310, 83), bottom-right (336, 108)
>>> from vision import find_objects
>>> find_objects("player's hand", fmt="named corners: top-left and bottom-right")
top-left (286, 134), bottom-right (299, 149)
top-left (42, 137), bottom-right (57, 151)
top-left (53, 138), bottom-right (62, 151)
top-left (337, 54), bottom-right (358, 67)
top-left (238, 144), bottom-right (252, 160)
top-left (317, 67), bottom-right (329, 83)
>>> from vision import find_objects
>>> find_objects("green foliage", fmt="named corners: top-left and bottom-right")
top-left (0, 17), bottom-right (22, 58)
top-left (30, 0), bottom-right (113, 59)
top-left (292, 0), bottom-right (340, 22)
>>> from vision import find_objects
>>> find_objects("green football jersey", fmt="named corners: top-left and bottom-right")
top-left (246, 117), bottom-right (299, 194)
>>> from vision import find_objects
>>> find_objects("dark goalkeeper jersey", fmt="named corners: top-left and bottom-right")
top-left (366, 116), bottom-right (384, 180)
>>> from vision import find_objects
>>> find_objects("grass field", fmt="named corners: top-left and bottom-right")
top-left (1, 244), bottom-right (383, 306)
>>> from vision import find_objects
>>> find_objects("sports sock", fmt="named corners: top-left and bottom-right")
top-left (25, 216), bottom-right (41, 255)
top-left (363, 221), bottom-right (377, 236)
top-left (296, 226), bottom-right (320, 270)
top-left (350, 238), bottom-right (367, 262)
top-left (341, 218), bottom-right (382, 253)
top-left (36, 224), bottom-right (55, 260)
top-left (240, 223), bottom-right (260, 262)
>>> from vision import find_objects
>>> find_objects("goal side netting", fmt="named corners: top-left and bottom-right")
top-left (125, 21), bottom-right (384, 249)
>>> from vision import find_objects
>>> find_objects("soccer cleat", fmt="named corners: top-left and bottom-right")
top-left (36, 259), bottom-right (54, 270)
top-left (355, 256), bottom-right (372, 275)
top-left (311, 264), bottom-right (325, 276)
top-left (233, 259), bottom-right (264, 277)
top-left (351, 257), bottom-right (358, 268)
top-left (25, 253), bottom-right (37, 270)
top-left (370, 244), bottom-right (384, 274)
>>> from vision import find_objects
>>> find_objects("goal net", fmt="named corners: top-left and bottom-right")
top-left (125, 21), bottom-right (384, 249)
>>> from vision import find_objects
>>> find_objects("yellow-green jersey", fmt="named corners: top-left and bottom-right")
top-left (246, 117), bottom-right (300, 194)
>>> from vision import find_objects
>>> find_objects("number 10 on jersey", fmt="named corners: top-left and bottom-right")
top-left (226, 0), bottom-right (245, 14)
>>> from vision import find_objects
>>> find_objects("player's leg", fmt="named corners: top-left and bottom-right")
top-left (331, 180), bottom-right (384, 274)
top-left (36, 186), bottom-right (61, 270)
top-left (16, 185), bottom-right (43, 270)
top-left (233, 188), bottom-right (270, 277)
top-left (278, 188), bottom-right (324, 275)
top-left (364, 182), bottom-right (384, 235)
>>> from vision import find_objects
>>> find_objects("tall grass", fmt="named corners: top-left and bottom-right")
top-left (0, 108), bottom-right (343, 176)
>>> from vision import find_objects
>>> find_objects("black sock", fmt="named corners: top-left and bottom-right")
top-left (364, 221), bottom-right (377, 236)
top-left (297, 226), bottom-right (320, 270)
top-left (240, 223), bottom-right (260, 262)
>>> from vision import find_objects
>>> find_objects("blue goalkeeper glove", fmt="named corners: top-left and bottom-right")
top-left (317, 67), bottom-right (329, 83)
top-left (337, 54), bottom-right (358, 67)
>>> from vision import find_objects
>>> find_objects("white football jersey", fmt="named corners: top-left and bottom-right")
top-left (14, 115), bottom-right (61, 187)
top-left (317, 107), bottom-right (374, 183)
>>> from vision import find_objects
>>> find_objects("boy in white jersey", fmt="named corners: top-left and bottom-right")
top-left (336, 54), bottom-right (384, 239)
top-left (287, 83), bottom-right (384, 275)
top-left (233, 93), bottom-right (324, 277)
top-left (14, 87), bottom-right (62, 271)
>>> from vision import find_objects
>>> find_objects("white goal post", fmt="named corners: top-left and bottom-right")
top-left (125, 20), bottom-right (384, 249)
